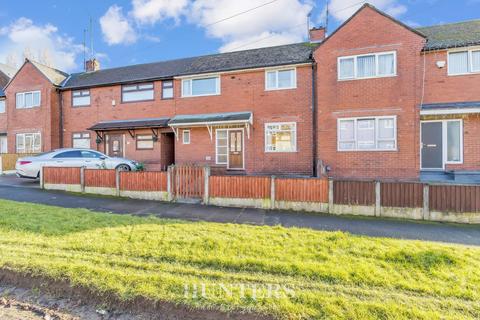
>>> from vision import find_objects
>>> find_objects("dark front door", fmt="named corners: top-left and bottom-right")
top-left (421, 122), bottom-right (443, 169)
top-left (107, 134), bottom-right (124, 158)
top-left (228, 130), bottom-right (243, 169)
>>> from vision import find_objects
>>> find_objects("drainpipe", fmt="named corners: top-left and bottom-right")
top-left (311, 62), bottom-right (318, 177)
top-left (57, 88), bottom-right (64, 148)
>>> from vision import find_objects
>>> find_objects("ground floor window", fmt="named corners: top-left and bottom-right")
top-left (216, 130), bottom-right (228, 164)
top-left (72, 132), bottom-right (91, 149)
top-left (265, 122), bottom-right (297, 152)
top-left (446, 120), bottom-right (462, 162)
top-left (338, 116), bottom-right (396, 151)
top-left (136, 135), bottom-right (154, 150)
top-left (182, 130), bottom-right (190, 144)
top-left (16, 133), bottom-right (41, 153)
top-left (0, 135), bottom-right (6, 153)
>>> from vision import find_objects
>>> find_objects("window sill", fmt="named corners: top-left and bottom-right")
top-left (121, 99), bottom-right (155, 104)
top-left (265, 86), bottom-right (297, 91)
top-left (337, 74), bottom-right (397, 82)
top-left (337, 149), bottom-right (398, 152)
top-left (181, 93), bottom-right (221, 98)
top-left (447, 72), bottom-right (480, 77)
top-left (265, 150), bottom-right (297, 153)
top-left (72, 105), bottom-right (91, 108)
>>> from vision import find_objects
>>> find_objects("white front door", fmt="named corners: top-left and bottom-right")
top-left (0, 136), bottom-right (7, 153)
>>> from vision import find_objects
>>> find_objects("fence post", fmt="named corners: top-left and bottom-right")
top-left (423, 184), bottom-right (430, 220)
top-left (203, 166), bottom-right (210, 205)
top-left (167, 166), bottom-right (173, 202)
top-left (375, 181), bottom-right (381, 217)
top-left (39, 166), bottom-right (44, 189)
top-left (328, 179), bottom-right (334, 213)
top-left (80, 166), bottom-right (85, 193)
top-left (115, 169), bottom-right (121, 197)
top-left (270, 175), bottom-right (276, 209)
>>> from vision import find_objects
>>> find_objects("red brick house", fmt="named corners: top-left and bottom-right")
top-left (1, 4), bottom-right (480, 181)
top-left (0, 63), bottom-right (16, 153)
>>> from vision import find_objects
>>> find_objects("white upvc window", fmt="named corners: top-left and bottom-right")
top-left (445, 120), bottom-right (463, 163)
top-left (72, 132), bottom-right (91, 149)
top-left (448, 48), bottom-right (480, 75)
top-left (215, 129), bottom-right (228, 164)
top-left (182, 130), bottom-right (190, 144)
top-left (72, 90), bottom-right (91, 107)
top-left (0, 99), bottom-right (5, 113)
top-left (338, 51), bottom-right (396, 80)
top-left (338, 116), bottom-right (397, 151)
top-left (16, 132), bottom-right (41, 153)
top-left (265, 122), bottom-right (297, 152)
top-left (265, 68), bottom-right (297, 90)
top-left (16, 91), bottom-right (41, 109)
top-left (181, 75), bottom-right (220, 97)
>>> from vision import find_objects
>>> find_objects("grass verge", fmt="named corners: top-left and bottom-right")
top-left (0, 199), bottom-right (479, 319)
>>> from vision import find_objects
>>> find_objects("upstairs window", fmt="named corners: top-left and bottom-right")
top-left (0, 100), bottom-right (5, 113)
top-left (72, 90), bottom-right (91, 107)
top-left (16, 91), bottom-right (41, 109)
top-left (162, 80), bottom-right (174, 99)
top-left (448, 49), bottom-right (480, 75)
top-left (181, 76), bottom-right (220, 97)
top-left (338, 116), bottom-right (397, 151)
top-left (122, 83), bottom-right (154, 102)
top-left (338, 51), bottom-right (396, 80)
top-left (265, 68), bottom-right (296, 90)
top-left (265, 122), bottom-right (297, 152)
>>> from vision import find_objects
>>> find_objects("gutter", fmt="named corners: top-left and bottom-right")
top-left (311, 61), bottom-right (318, 177)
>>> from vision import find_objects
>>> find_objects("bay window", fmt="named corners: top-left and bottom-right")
top-left (338, 116), bottom-right (397, 151)
top-left (338, 51), bottom-right (396, 80)
top-left (182, 76), bottom-right (220, 97)
top-left (448, 49), bottom-right (480, 75)
top-left (265, 122), bottom-right (297, 152)
top-left (16, 133), bottom-right (41, 153)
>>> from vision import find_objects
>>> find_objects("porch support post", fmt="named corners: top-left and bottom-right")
top-left (423, 184), bottom-right (430, 220)
top-left (115, 169), bottom-right (120, 197)
top-left (375, 181), bottom-right (381, 217)
top-left (328, 179), bottom-right (334, 213)
top-left (80, 166), bottom-right (85, 193)
top-left (203, 166), bottom-right (211, 205)
top-left (270, 175), bottom-right (276, 209)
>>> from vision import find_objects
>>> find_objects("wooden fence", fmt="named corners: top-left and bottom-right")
top-left (0, 153), bottom-right (36, 173)
top-left (41, 166), bottom-right (480, 224)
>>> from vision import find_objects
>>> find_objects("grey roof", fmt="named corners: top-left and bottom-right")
top-left (29, 60), bottom-right (69, 86)
top-left (88, 118), bottom-right (170, 131)
top-left (169, 111), bottom-right (252, 125)
top-left (421, 101), bottom-right (480, 109)
top-left (418, 20), bottom-right (480, 51)
top-left (62, 43), bottom-right (317, 89)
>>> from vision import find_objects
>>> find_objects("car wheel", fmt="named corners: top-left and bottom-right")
top-left (116, 164), bottom-right (131, 171)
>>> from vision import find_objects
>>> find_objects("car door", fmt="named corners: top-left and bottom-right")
top-left (80, 150), bottom-right (106, 169)
top-left (52, 150), bottom-right (84, 167)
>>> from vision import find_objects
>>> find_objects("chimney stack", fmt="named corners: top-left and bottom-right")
top-left (85, 58), bottom-right (100, 72)
top-left (309, 27), bottom-right (326, 43)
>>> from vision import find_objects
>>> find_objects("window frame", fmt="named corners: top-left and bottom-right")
top-left (72, 90), bottom-right (91, 107)
top-left (15, 132), bottom-right (41, 153)
top-left (447, 47), bottom-right (480, 76)
top-left (72, 132), bottom-right (91, 149)
top-left (265, 67), bottom-right (297, 91)
top-left (181, 75), bottom-right (221, 98)
top-left (337, 51), bottom-right (397, 81)
top-left (264, 122), bottom-right (297, 153)
top-left (121, 82), bottom-right (155, 103)
top-left (337, 116), bottom-right (397, 152)
top-left (161, 80), bottom-right (174, 99)
top-left (136, 134), bottom-right (155, 150)
top-left (182, 129), bottom-right (190, 145)
top-left (215, 129), bottom-right (228, 165)
top-left (15, 90), bottom-right (41, 109)
top-left (0, 99), bottom-right (5, 113)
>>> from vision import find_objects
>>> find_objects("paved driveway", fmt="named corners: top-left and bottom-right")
top-left (1, 174), bottom-right (479, 246)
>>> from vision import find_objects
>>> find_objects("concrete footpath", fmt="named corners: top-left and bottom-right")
top-left (0, 175), bottom-right (479, 246)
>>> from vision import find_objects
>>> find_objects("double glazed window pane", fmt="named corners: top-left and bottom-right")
top-left (378, 54), bottom-right (395, 76)
top-left (192, 77), bottom-right (217, 96)
top-left (449, 51), bottom-right (469, 74)
top-left (216, 130), bottom-right (228, 164)
top-left (472, 50), bottom-right (480, 72)
top-left (447, 121), bottom-right (461, 162)
top-left (357, 55), bottom-right (375, 78)
top-left (267, 71), bottom-right (276, 88)
top-left (0, 100), bottom-right (5, 113)
top-left (339, 58), bottom-right (354, 79)
top-left (162, 81), bottom-right (173, 99)
top-left (357, 119), bottom-right (375, 149)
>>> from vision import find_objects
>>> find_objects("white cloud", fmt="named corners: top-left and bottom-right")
top-left (131, 0), bottom-right (188, 24)
top-left (0, 17), bottom-right (83, 71)
top-left (100, 5), bottom-right (137, 45)
top-left (327, 0), bottom-right (407, 22)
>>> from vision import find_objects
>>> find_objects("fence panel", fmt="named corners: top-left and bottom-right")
top-left (381, 182), bottom-right (423, 208)
top-left (85, 169), bottom-right (116, 188)
top-left (276, 178), bottom-right (328, 203)
top-left (430, 184), bottom-right (480, 213)
top-left (43, 167), bottom-right (81, 185)
top-left (333, 180), bottom-right (375, 206)
top-left (209, 176), bottom-right (271, 199)
top-left (1, 153), bottom-right (36, 172)
top-left (120, 171), bottom-right (167, 191)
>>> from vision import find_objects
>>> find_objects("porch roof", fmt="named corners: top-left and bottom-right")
top-left (420, 101), bottom-right (480, 115)
top-left (88, 117), bottom-right (170, 131)
top-left (168, 111), bottom-right (253, 127)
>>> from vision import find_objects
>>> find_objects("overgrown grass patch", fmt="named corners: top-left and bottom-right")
top-left (0, 199), bottom-right (479, 319)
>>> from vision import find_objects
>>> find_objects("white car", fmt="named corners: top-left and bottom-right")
top-left (16, 148), bottom-right (139, 179)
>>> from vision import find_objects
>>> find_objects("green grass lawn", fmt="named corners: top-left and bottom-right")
top-left (0, 199), bottom-right (479, 319)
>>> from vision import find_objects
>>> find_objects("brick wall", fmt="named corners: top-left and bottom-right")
top-left (314, 6), bottom-right (426, 180)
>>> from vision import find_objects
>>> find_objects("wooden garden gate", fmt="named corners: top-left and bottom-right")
top-left (170, 165), bottom-right (205, 201)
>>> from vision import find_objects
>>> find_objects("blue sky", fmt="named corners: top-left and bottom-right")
top-left (0, 0), bottom-right (478, 72)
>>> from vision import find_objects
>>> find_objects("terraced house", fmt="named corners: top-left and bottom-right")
top-left (1, 4), bottom-right (480, 181)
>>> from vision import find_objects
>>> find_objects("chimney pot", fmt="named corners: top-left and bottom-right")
top-left (309, 27), bottom-right (326, 43)
top-left (85, 58), bottom-right (100, 72)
